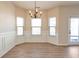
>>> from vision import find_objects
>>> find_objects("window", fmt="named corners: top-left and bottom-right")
top-left (31, 18), bottom-right (41, 35)
top-left (49, 17), bottom-right (56, 36)
top-left (70, 17), bottom-right (79, 42)
top-left (16, 17), bottom-right (24, 35)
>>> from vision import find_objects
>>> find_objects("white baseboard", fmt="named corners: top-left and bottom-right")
top-left (0, 44), bottom-right (15, 57)
top-left (48, 42), bottom-right (68, 46)
top-left (56, 44), bottom-right (68, 46)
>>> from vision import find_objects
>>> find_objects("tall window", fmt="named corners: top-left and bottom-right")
top-left (49, 17), bottom-right (56, 36)
top-left (16, 17), bottom-right (24, 35)
top-left (70, 17), bottom-right (79, 42)
top-left (31, 18), bottom-right (41, 35)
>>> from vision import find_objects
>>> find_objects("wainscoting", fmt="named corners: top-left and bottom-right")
top-left (16, 31), bottom-right (48, 45)
top-left (0, 31), bottom-right (16, 57)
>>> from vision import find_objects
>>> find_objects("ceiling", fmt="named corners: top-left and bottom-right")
top-left (13, 1), bottom-right (79, 10)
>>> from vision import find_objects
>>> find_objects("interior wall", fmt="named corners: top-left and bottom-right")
top-left (0, 2), bottom-right (16, 57)
top-left (47, 5), bottom-right (79, 46)
top-left (59, 5), bottom-right (79, 45)
top-left (15, 6), bottom-right (26, 44)
top-left (47, 7), bottom-right (60, 45)
top-left (15, 4), bottom-right (79, 45)
top-left (0, 2), bottom-right (15, 33)
top-left (15, 6), bottom-right (48, 44)
top-left (25, 10), bottom-right (48, 42)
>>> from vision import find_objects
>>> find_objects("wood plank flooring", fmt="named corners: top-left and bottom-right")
top-left (2, 43), bottom-right (79, 58)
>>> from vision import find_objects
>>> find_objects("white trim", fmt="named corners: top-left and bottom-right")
top-left (0, 31), bottom-right (16, 57)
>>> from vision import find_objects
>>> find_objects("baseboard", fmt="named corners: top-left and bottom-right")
top-left (15, 41), bottom-right (25, 46)
top-left (16, 42), bottom-right (48, 46)
top-left (48, 42), bottom-right (57, 46)
top-left (16, 41), bottom-right (68, 47)
top-left (0, 44), bottom-right (15, 58)
top-left (48, 41), bottom-right (59, 46)
top-left (48, 42), bottom-right (68, 46)
top-left (56, 44), bottom-right (68, 46)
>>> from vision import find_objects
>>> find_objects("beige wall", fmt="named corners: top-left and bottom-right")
top-left (25, 10), bottom-right (48, 42)
top-left (15, 6), bottom-right (48, 44)
top-left (47, 7), bottom-right (60, 45)
top-left (59, 5), bottom-right (79, 45)
top-left (15, 6), bottom-right (26, 44)
top-left (0, 2), bottom-right (15, 33)
top-left (48, 5), bottom-right (79, 45)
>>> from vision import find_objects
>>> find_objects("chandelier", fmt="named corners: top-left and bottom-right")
top-left (29, 1), bottom-right (42, 18)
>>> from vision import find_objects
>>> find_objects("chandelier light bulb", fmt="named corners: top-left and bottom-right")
top-left (36, 8), bottom-right (38, 12)
top-left (29, 10), bottom-right (31, 14)
top-left (40, 11), bottom-right (42, 14)
top-left (31, 13), bottom-right (33, 16)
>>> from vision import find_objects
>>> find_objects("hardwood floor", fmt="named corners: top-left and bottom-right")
top-left (2, 43), bottom-right (79, 58)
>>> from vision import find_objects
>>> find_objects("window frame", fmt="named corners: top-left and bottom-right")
top-left (48, 17), bottom-right (56, 36)
top-left (31, 18), bottom-right (42, 36)
top-left (69, 16), bottom-right (79, 43)
top-left (16, 17), bottom-right (24, 36)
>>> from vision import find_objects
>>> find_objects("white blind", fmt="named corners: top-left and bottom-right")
top-left (31, 18), bottom-right (41, 27)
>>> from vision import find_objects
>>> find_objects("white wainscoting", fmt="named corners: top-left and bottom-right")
top-left (0, 36), bottom-right (3, 52)
top-left (0, 31), bottom-right (16, 57)
top-left (16, 31), bottom-right (48, 45)
top-left (25, 31), bottom-right (48, 42)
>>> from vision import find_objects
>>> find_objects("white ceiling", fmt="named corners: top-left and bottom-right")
top-left (13, 1), bottom-right (79, 10)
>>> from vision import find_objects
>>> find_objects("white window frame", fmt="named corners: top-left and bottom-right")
top-left (16, 17), bottom-right (24, 36)
top-left (31, 18), bottom-right (42, 35)
top-left (49, 17), bottom-right (56, 36)
top-left (69, 16), bottom-right (79, 43)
